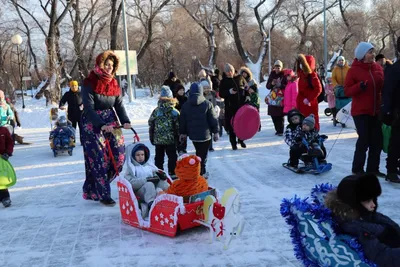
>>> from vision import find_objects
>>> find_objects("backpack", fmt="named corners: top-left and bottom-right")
top-left (307, 73), bottom-right (325, 103)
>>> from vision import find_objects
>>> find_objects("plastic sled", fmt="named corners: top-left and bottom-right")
top-left (283, 137), bottom-right (332, 175)
top-left (336, 101), bottom-right (355, 129)
top-left (117, 177), bottom-right (217, 237)
top-left (280, 184), bottom-right (377, 267)
top-left (231, 104), bottom-right (260, 140)
top-left (0, 158), bottom-right (17, 190)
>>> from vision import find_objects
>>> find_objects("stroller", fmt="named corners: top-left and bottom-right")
top-left (333, 86), bottom-right (351, 127)
top-left (49, 115), bottom-right (76, 157)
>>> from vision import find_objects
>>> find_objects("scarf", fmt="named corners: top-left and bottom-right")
top-left (83, 67), bottom-right (121, 96)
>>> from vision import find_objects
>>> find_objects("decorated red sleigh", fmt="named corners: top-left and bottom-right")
top-left (117, 177), bottom-right (215, 237)
top-left (117, 177), bottom-right (244, 248)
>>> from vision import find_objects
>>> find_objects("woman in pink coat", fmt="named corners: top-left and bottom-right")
top-left (283, 69), bottom-right (298, 114)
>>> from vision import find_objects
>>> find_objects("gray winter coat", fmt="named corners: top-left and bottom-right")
top-left (325, 190), bottom-right (400, 267)
top-left (180, 83), bottom-right (218, 142)
top-left (124, 143), bottom-right (158, 190)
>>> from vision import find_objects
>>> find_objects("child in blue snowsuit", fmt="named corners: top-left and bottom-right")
top-left (49, 116), bottom-right (76, 149)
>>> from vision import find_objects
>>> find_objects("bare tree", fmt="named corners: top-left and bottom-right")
top-left (11, 0), bottom-right (74, 103)
top-left (215, 0), bottom-right (285, 81)
top-left (68, 0), bottom-right (108, 78)
top-left (110, 0), bottom-right (122, 50)
top-left (177, 0), bottom-right (226, 70)
top-left (11, 2), bottom-right (43, 82)
top-left (126, 0), bottom-right (171, 61)
top-left (282, 0), bottom-right (338, 52)
top-left (372, 0), bottom-right (400, 58)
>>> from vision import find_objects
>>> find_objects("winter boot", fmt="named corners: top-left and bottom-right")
top-left (100, 198), bottom-right (116, 206)
top-left (238, 140), bottom-right (246, 148)
top-left (14, 134), bottom-right (24, 144)
top-left (386, 173), bottom-right (400, 183)
top-left (140, 202), bottom-right (149, 219)
top-left (2, 197), bottom-right (11, 207)
top-left (368, 171), bottom-right (386, 178)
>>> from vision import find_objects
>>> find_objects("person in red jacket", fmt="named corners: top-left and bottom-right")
top-left (0, 126), bottom-right (14, 207)
top-left (296, 54), bottom-right (322, 130)
top-left (344, 42), bottom-right (384, 176)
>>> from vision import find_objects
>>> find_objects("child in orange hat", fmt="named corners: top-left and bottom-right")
top-left (165, 154), bottom-right (208, 198)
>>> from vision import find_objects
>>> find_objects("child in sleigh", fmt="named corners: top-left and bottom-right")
top-left (125, 143), bottom-right (170, 219)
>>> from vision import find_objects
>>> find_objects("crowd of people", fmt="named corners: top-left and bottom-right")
top-left (1, 39), bottom-right (400, 265)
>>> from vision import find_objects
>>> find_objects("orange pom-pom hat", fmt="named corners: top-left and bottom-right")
top-left (165, 154), bottom-right (208, 198)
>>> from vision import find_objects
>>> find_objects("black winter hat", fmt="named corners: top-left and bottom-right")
top-left (337, 174), bottom-right (382, 209)
top-left (287, 109), bottom-right (304, 124)
top-left (375, 54), bottom-right (385, 62)
top-left (169, 71), bottom-right (176, 79)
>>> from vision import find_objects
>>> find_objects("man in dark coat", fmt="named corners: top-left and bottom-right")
top-left (179, 83), bottom-right (219, 176)
top-left (59, 80), bottom-right (83, 142)
top-left (219, 63), bottom-right (249, 150)
top-left (163, 72), bottom-right (184, 97)
top-left (381, 37), bottom-right (400, 183)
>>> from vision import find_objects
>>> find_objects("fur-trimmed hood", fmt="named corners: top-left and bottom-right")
top-left (239, 66), bottom-right (253, 81)
top-left (298, 54), bottom-right (316, 74)
top-left (95, 50), bottom-right (119, 75)
top-left (325, 189), bottom-right (361, 221)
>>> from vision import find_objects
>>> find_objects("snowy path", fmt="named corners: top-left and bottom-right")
top-left (1, 103), bottom-right (400, 267)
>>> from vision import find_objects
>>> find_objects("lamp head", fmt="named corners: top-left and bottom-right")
top-left (11, 34), bottom-right (23, 45)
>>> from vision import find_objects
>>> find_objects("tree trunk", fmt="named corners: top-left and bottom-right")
top-left (110, 0), bottom-right (122, 50)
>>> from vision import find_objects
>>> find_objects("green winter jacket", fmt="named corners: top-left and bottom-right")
top-left (0, 102), bottom-right (14, 126)
top-left (250, 93), bottom-right (260, 110)
top-left (148, 100), bottom-right (179, 146)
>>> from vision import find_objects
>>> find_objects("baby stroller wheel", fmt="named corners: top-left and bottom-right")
top-left (68, 150), bottom-right (73, 156)
top-left (324, 108), bottom-right (332, 117)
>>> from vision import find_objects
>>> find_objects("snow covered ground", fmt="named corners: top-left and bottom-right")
top-left (2, 89), bottom-right (400, 267)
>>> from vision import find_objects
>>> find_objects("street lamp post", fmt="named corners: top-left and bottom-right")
top-left (192, 55), bottom-right (197, 81)
top-left (305, 40), bottom-right (312, 54)
top-left (121, 0), bottom-right (134, 101)
top-left (268, 28), bottom-right (272, 75)
top-left (11, 34), bottom-right (25, 109)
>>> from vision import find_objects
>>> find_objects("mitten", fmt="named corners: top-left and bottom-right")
top-left (320, 134), bottom-right (328, 140)
top-left (360, 81), bottom-right (368, 91)
top-left (179, 134), bottom-right (187, 143)
top-left (156, 170), bottom-right (168, 180)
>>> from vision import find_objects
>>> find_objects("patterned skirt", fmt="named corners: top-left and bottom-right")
top-left (81, 109), bottom-right (125, 201)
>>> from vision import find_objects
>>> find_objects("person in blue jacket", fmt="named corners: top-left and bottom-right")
top-left (325, 174), bottom-right (400, 266)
